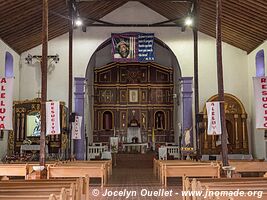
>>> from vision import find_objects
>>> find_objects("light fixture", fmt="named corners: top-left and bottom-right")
top-left (185, 16), bottom-right (193, 26)
top-left (75, 17), bottom-right (83, 27)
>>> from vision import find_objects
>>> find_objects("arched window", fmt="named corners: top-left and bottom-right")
top-left (103, 111), bottom-right (113, 130)
top-left (5, 52), bottom-right (14, 77)
top-left (155, 111), bottom-right (165, 130)
top-left (256, 49), bottom-right (265, 77)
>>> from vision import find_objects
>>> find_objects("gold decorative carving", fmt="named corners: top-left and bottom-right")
top-left (21, 113), bottom-right (25, 141)
top-left (61, 134), bottom-right (68, 150)
top-left (10, 98), bottom-right (68, 156)
top-left (202, 93), bottom-right (249, 154)
top-left (234, 114), bottom-right (239, 148)
top-left (100, 90), bottom-right (113, 103)
top-left (129, 89), bottom-right (138, 103)
top-left (8, 130), bottom-right (14, 155)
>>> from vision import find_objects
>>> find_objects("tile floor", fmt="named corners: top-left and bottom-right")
top-left (89, 153), bottom-right (183, 200)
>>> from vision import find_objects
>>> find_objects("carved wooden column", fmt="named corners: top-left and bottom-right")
top-left (16, 113), bottom-right (20, 141)
top-left (212, 135), bottom-right (216, 149)
top-left (234, 114), bottom-right (239, 148)
top-left (203, 115), bottom-right (209, 149)
top-left (21, 113), bottom-right (25, 141)
top-left (241, 114), bottom-right (248, 149)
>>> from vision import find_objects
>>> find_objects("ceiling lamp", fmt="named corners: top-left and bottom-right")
top-left (75, 17), bottom-right (83, 27)
top-left (185, 16), bottom-right (193, 26)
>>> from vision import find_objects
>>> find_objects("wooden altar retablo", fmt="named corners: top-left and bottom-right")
top-left (200, 93), bottom-right (249, 155)
top-left (7, 98), bottom-right (68, 160)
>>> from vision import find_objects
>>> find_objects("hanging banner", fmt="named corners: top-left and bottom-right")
top-left (111, 32), bottom-right (154, 62)
top-left (206, 101), bottom-right (222, 135)
top-left (46, 101), bottom-right (60, 135)
top-left (72, 116), bottom-right (82, 139)
top-left (253, 76), bottom-right (267, 129)
top-left (0, 77), bottom-right (14, 130)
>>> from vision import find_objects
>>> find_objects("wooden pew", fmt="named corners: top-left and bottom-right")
top-left (48, 188), bottom-right (67, 200)
top-left (0, 162), bottom-right (57, 180)
top-left (154, 159), bottom-right (214, 179)
top-left (0, 164), bottom-right (29, 180)
top-left (0, 178), bottom-right (87, 200)
top-left (153, 159), bottom-right (219, 185)
top-left (47, 164), bottom-right (105, 187)
top-left (163, 163), bottom-right (220, 187)
top-left (0, 182), bottom-right (75, 200)
top-left (60, 159), bottom-right (112, 177)
top-left (183, 177), bottom-right (267, 200)
top-left (229, 160), bottom-right (267, 177)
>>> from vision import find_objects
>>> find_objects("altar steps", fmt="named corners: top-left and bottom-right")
top-left (115, 152), bottom-right (155, 168)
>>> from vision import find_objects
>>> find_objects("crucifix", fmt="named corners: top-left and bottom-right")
top-left (25, 54), bottom-right (59, 65)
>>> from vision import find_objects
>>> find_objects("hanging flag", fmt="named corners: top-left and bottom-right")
top-left (72, 116), bottom-right (82, 139)
top-left (253, 76), bottom-right (267, 129)
top-left (46, 101), bottom-right (60, 135)
top-left (206, 101), bottom-right (222, 135)
top-left (0, 77), bottom-right (14, 130)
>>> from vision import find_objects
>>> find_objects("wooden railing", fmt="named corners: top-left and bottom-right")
top-left (87, 145), bottom-right (108, 159)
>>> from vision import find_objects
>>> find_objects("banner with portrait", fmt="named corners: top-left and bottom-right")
top-left (0, 77), bottom-right (14, 130)
top-left (111, 32), bottom-right (154, 62)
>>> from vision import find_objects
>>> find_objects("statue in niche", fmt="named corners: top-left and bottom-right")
top-left (184, 127), bottom-right (192, 147)
top-left (155, 112), bottom-right (164, 129)
top-left (33, 113), bottom-right (41, 136)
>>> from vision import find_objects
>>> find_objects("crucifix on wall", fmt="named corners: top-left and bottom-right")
top-left (25, 54), bottom-right (59, 65)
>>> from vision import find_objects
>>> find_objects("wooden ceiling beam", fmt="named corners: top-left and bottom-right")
top-left (199, 15), bottom-right (264, 44)
top-left (200, 3), bottom-right (267, 39)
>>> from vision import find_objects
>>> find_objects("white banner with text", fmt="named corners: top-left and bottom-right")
top-left (46, 101), bottom-right (60, 135)
top-left (253, 76), bottom-right (267, 129)
top-left (206, 101), bottom-right (222, 135)
top-left (72, 116), bottom-right (82, 139)
top-left (0, 77), bottom-right (14, 130)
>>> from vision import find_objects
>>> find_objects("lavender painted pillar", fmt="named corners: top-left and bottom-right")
top-left (181, 77), bottom-right (194, 155)
top-left (74, 77), bottom-right (86, 160)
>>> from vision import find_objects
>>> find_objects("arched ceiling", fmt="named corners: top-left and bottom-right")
top-left (0, 0), bottom-right (266, 54)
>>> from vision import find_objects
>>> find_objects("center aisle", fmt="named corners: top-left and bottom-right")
top-left (89, 153), bottom-right (183, 199)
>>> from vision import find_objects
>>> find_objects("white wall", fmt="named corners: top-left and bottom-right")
top-left (19, 1), bottom-right (257, 156)
top-left (0, 38), bottom-right (20, 160)
top-left (248, 41), bottom-right (267, 159)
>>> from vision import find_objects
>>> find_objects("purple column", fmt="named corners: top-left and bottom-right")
top-left (74, 77), bottom-right (86, 160)
top-left (181, 77), bottom-right (194, 154)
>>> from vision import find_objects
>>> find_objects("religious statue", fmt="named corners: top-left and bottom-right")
top-left (33, 113), bottom-right (41, 136)
top-left (155, 112), bottom-right (164, 129)
top-left (184, 127), bottom-right (192, 147)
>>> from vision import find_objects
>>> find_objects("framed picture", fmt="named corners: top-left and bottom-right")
top-left (129, 89), bottom-right (138, 103)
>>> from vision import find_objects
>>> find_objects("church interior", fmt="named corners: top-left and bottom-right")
top-left (0, 0), bottom-right (267, 199)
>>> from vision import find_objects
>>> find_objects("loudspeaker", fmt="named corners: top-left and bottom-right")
top-left (69, 112), bottom-right (76, 122)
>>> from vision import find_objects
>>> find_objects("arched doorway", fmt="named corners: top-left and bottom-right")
top-left (85, 35), bottom-right (182, 149)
